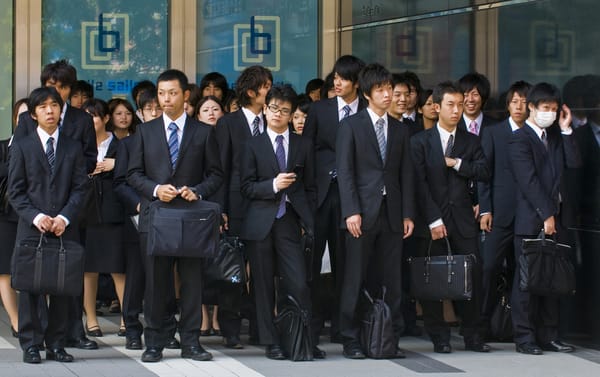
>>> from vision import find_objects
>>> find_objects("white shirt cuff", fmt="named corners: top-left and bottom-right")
top-left (57, 214), bottom-right (70, 227)
top-left (561, 127), bottom-right (573, 135)
top-left (453, 158), bottom-right (462, 171)
top-left (273, 178), bottom-right (279, 193)
top-left (153, 185), bottom-right (160, 198)
top-left (33, 213), bottom-right (45, 227)
top-left (429, 218), bottom-right (444, 229)
top-left (480, 212), bottom-right (491, 217)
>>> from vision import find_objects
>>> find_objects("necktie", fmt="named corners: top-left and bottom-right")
top-left (275, 135), bottom-right (286, 218)
top-left (445, 134), bottom-right (454, 157)
top-left (541, 130), bottom-right (548, 150)
top-left (46, 137), bottom-right (55, 174)
top-left (168, 122), bottom-right (179, 169)
top-left (469, 120), bottom-right (478, 135)
top-left (342, 105), bottom-right (351, 119)
top-left (375, 118), bottom-right (386, 162)
top-left (252, 116), bottom-right (261, 137)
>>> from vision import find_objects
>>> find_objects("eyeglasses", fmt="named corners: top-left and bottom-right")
top-left (267, 104), bottom-right (291, 116)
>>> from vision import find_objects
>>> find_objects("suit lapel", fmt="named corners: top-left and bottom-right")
top-left (385, 119), bottom-right (397, 167)
top-left (259, 132), bottom-right (280, 174)
top-left (287, 133), bottom-right (299, 171)
top-left (32, 134), bottom-right (52, 176)
top-left (360, 111), bottom-right (383, 165)
top-left (176, 117), bottom-right (197, 167)
top-left (53, 134), bottom-right (67, 180)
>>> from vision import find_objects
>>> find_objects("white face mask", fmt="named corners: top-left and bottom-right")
top-left (534, 110), bottom-right (556, 128)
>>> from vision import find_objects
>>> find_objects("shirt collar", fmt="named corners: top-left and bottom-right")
top-left (36, 126), bottom-right (59, 147)
top-left (265, 127), bottom-right (289, 146)
top-left (366, 108), bottom-right (388, 127)
top-left (337, 96), bottom-right (359, 114)
top-left (403, 111), bottom-right (416, 122)
top-left (242, 107), bottom-right (263, 128)
top-left (508, 117), bottom-right (520, 132)
top-left (463, 112), bottom-right (484, 129)
top-left (162, 112), bottom-right (186, 131)
top-left (436, 123), bottom-right (457, 138)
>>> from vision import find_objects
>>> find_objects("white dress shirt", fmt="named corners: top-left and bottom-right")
top-left (337, 96), bottom-right (360, 121)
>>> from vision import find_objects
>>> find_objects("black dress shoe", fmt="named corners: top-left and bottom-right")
top-left (313, 346), bottom-right (326, 359)
top-left (181, 345), bottom-right (213, 361)
top-left (23, 346), bottom-right (41, 364)
top-left (46, 348), bottom-right (74, 362)
top-left (165, 337), bottom-right (181, 349)
top-left (86, 325), bottom-right (103, 337)
top-left (141, 347), bottom-right (163, 362)
top-left (342, 342), bottom-right (366, 359)
top-left (224, 337), bottom-right (244, 349)
top-left (516, 342), bottom-right (543, 355)
top-left (11, 326), bottom-right (18, 338)
top-left (433, 343), bottom-right (452, 353)
top-left (126, 337), bottom-right (143, 350)
top-left (66, 337), bottom-right (98, 350)
top-left (265, 344), bottom-right (286, 360)
top-left (395, 347), bottom-right (407, 359)
top-left (465, 341), bottom-right (491, 352)
top-left (540, 340), bottom-right (575, 353)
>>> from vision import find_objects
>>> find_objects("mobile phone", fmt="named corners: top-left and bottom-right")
top-left (292, 164), bottom-right (304, 176)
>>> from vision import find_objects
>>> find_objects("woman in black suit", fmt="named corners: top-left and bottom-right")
top-left (0, 98), bottom-right (28, 337)
top-left (81, 99), bottom-right (126, 337)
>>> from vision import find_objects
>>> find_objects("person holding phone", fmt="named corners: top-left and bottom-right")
top-left (239, 84), bottom-right (319, 360)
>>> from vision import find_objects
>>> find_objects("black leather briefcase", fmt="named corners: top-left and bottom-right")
top-left (274, 294), bottom-right (313, 361)
top-left (519, 231), bottom-right (576, 296)
top-left (147, 198), bottom-right (221, 258)
top-left (203, 235), bottom-right (246, 285)
top-left (360, 287), bottom-right (396, 359)
top-left (408, 238), bottom-right (475, 301)
top-left (11, 233), bottom-right (85, 296)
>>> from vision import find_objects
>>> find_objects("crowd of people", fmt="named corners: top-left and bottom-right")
top-left (0, 54), bottom-right (598, 365)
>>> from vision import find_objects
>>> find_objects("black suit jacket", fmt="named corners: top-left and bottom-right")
top-left (336, 110), bottom-right (415, 232)
top-left (17, 105), bottom-right (97, 174)
top-left (215, 109), bottom-right (266, 223)
top-left (113, 135), bottom-right (141, 216)
top-left (127, 116), bottom-right (223, 233)
top-left (573, 124), bottom-right (600, 227)
top-left (411, 126), bottom-right (490, 239)
top-left (477, 119), bottom-right (517, 227)
top-left (303, 97), bottom-right (367, 207)
top-left (239, 132), bottom-right (316, 241)
top-left (8, 131), bottom-right (88, 241)
top-left (509, 124), bottom-right (581, 236)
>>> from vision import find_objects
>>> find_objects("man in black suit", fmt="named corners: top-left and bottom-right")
top-left (9, 87), bottom-right (89, 364)
top-left (303, 55), bottom-right (366, 344)
top-left (214, 65), bottom-right (272, 348)
top-left (336, 63), bottom-right (414, 359)
top-left (127, 69), bottom-right (223, 362)
top-left (508, 83), bottom-right (580, 355)
top-left (410, 81), bottom-right (491, 354)
top-left (457, 72), bottom-right (496, 137)
top-left (14, 59), bottom-right (98, 351)
top-left (478, 81), bottom-right (531, 333)
top-left (239, 85), bottom-right (318, 360)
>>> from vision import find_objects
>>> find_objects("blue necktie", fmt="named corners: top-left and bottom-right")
top-left (375, 118), bottom-right (386, 162)
top-left (275, 135), bottom-right (286, 218)
top-left (46, 137), bottom-right (55, 174)
top-left (342, 105), bottom-right (351, 119)
top-left (168, 122), bottom-right (179, 169)
top-left (252, 116), bottom-right (261, 137)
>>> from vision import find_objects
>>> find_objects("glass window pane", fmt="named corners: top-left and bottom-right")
top-left (0, 0), bottom-right (13, 138)
top-left (42, 0), bottom-right (168, 103)
top-left (197, 0), bottom-right (318, 94)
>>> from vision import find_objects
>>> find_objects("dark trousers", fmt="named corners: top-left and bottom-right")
top-left (245, 208), bottom-right (311, 345)
top-left (19, 293), bottom-right (69, 350)
top-left (421, 233), bottom-right (483, 344)
top-left (311, 181), bottom-right (345, 342)
top-left (141, 234), bottom-right (203, 349)
top-left (400, 236), bottom-right (427, 331)
top-left (480, 223), bottom-right (515, 323)
top-left (339, 199), bottom-right (404, 344)
top-left (511, 233), bottom-right (562, 345)
top-left (123, 221), bottom-right (144, 338)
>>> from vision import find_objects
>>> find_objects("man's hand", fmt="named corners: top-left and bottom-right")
top-left (558, 104), bottom-right (572, 131)
top-left (35, 215), bottom-right (53, 233)
top-left (179, 186), bottom-right (198, 202)
top-left (156, 184), bottom-right (179, 202)
top-left (544, 215), bottom-right (556, 235)
top-left (346, 214), bottom-right (362, 238)
top-left (445, 157), bottom-right (457, 168)
top-left (480, 213), bottom-right (493, 232)
top-left (50, 217), bottom-right (67, 237)
top-left (430, 224), bottom-right (448, 240)
top-left (403, 218), bottom-right (414, 239)
top-left (275, 172), bottom-right (296, 191)
top-left (222, 213), bottom-right (229, 231)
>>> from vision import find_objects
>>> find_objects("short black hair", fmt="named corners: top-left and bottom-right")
top-left (402, 71), bottom-right (422, 96)
top-left (296, 94), bottom-right (312, 114)
top-left (266, 84), bottom-right (298, 112)
top-left (526, 82), bottom-right (561, 108)
top-left (235, 65), bottom-right (273, 108)
top-left (81, 98), bottom-right (109, 119)
top-left (199, 72), bottom-right (229, 98)
top-left (358, 63), bottom-right (392, 98)
top-left (418, 88), bottom-right (433, 108)
top-left (138, 88), bottom-right (159, 109)
top-left (333, 55), bottom-right (366, 84)
top-left (157, 69), bottom-right (189, 91)
top-left (131, 80), bottom-right (156, 108)
top-left (28, 87), bottom-right (64, 115)
top-left (320, 71), bottom-right (335, 99)
top-left (40, 59), bottom-right (77, 88)
top-left (70, 80), bottom-right (94, 99)
top-left (305, 78), bottom-right (324, 96)
top-left (432, 81), bottom-right (463, 104)
top-left (505, 80), bottom-right (531, 108)
top-left (458, 72), bottom-right (491, 104)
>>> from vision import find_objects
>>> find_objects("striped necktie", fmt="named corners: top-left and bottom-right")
top-left (375, 118), bottom-right (386, 162)
top-left (46, 137), bottom-right (55, 174)
top-left (168, 122), bottom-right (179, 169)
top-left (275, 135), bottom-right (286, 218)
top-left (342, 105), bottom-right (351, 119)
top-left (252, 116), bottom-right (261, 137)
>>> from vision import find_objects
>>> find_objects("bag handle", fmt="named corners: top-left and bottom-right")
top-left (426, 237), bottom-right (453, 258)
top-left (537, 229), bottom-right (558, 246)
